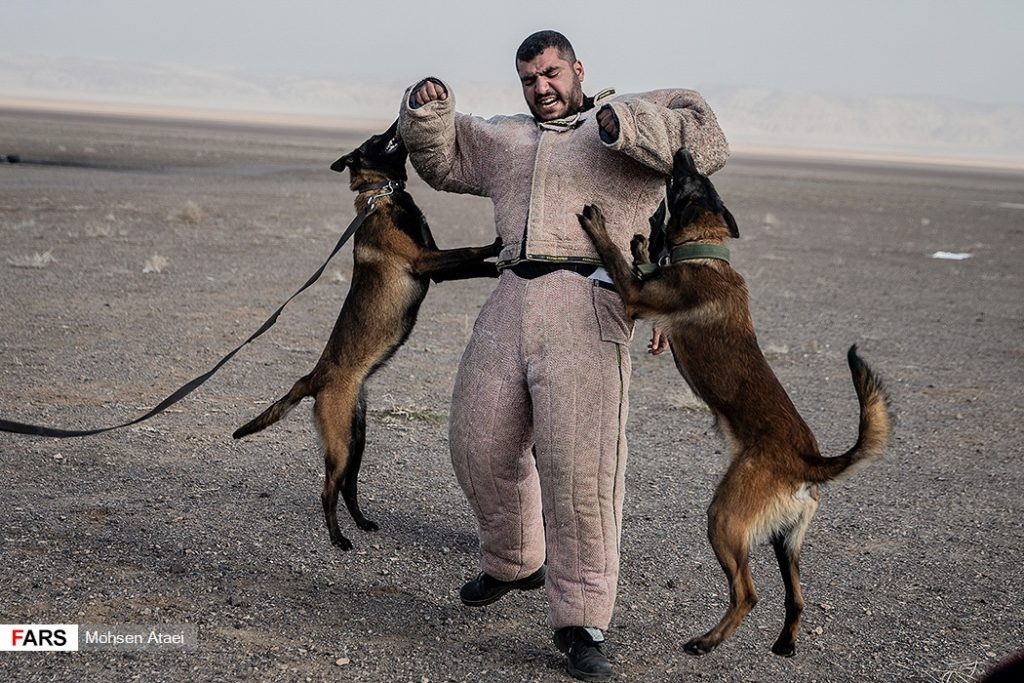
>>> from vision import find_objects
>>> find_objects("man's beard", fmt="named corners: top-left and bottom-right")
top-left (532, 76), bottom-right (585, 121)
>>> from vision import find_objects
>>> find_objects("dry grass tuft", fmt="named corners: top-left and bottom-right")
top-left (143, 254), bottom-right (170, 274)
top-left (927, 659), bottom-right (983, 683)
top-left (373, 405), bottom-right (448, 425)
top-left (6, 250), bottom-right (57, 268)
top-left (174, 200), bottom-right (202, 224)
top-left (82, 223), bottom-right (114, 238)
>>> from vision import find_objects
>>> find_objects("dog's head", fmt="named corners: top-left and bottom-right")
top-left (330, 118), bottom-right (408, 187)
top-left (666, 148), bottom-right (738, 244)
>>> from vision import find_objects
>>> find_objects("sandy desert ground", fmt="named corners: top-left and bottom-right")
top-left (1, 109), bottom-right (1022, 682)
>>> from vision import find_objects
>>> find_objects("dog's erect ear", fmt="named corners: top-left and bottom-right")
top-left (330, 153), bottom-right (354, 173)
top-left (648, 199), bottom-right (668, 262)
top-left (673, 147), bottom-right (698, 176)
top-left (649, 199), bottom-right (667, 232)
top-left (724, 207), bottom-right (740, 238)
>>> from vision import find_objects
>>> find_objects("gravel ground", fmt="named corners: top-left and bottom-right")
top-left (1, 109), bottom-right (1021, 682)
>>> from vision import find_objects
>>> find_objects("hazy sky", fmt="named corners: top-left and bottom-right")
top-left (2, 0), bottom-right (1022, 104)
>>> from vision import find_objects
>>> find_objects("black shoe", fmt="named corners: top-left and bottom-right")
top-left (554, 627), bottom-right (613, 682)
top-left (459, 565), bottom-right (546, 607)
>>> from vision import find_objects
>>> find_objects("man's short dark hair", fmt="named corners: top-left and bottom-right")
top-left (516, 30), bottom-right (577, 65)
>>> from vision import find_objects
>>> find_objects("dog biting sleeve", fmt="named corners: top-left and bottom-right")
top-left (602, 89), bottom-right (730, 176)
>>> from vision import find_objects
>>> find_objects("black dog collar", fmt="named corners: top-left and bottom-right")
top-left (354, 179), bottom-right (405, 194)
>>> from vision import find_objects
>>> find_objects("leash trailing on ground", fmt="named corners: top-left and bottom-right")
top-left (0, 180), bottom-right (402, 439)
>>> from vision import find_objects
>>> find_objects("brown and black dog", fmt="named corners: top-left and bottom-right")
top-left (577, 148), bottom-right (892, 657)
top-left (234, 120), bottom-right (500, 550)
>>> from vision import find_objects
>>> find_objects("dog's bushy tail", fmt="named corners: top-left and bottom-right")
top-left (810, 345), bottom-right (893, 482)
top-left (233, 375), bottom-right (315, 439)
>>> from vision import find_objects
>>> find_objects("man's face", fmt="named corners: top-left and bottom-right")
top-left (517, 47), bottom-right (585, 121)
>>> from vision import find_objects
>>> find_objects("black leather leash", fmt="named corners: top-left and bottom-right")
top-left (0, 180), bottom-right (401, 438)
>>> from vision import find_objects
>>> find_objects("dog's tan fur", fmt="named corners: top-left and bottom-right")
top-left (234, 122), bottom-right (499, 550)
top-left (577, 149), bottom-right (892, 656)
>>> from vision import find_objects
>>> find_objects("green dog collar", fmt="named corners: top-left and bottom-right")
top-left (670, 243), bottom-right (730, 263)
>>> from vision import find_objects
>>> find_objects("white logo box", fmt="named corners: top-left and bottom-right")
top-left (1, 625), bottom-right (79, 651)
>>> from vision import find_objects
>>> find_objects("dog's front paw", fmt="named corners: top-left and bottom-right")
top-left (630, 233), bottom-right (651, 265)
top-left (576, 204), bottom-right (607, 239)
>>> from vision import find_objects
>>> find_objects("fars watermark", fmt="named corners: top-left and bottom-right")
top-left (2, 624), bottom-right (197, 652)
top-left (0, 625), bottom-right (77, 651)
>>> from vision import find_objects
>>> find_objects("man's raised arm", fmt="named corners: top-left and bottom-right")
top-left (596, 88), bottom-right (730, 176)
top-left (399, 77), bottom-right (494, 197)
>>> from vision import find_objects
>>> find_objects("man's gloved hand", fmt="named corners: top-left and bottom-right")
top-left (596, 105), bottom-right (619, 142)
top-left (412, 79), bottom-right (448, 108)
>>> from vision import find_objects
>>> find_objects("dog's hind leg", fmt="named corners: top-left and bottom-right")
top-left (770, 492), bottom-right (818, 656)
top-left (315, 384), bottom-right (359, 550)
top-left (770, 533), bottom-right (805, 656)
top-left (685, 506), bottom-right (759, 655)
top-left (340, 385), bottom-right (378, 532)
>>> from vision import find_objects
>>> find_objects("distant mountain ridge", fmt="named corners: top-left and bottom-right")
top-left (702, 85), bottom-right (1024, 162)
top-left (2, 54), bottom-right (1022, 164)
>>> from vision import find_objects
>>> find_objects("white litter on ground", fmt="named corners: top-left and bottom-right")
top-left (6, 250), bottom-right (56, 268)
top-left (143, 254), bottom-right (169, 273)
top-left (931, 251), bottom-right (972, 260)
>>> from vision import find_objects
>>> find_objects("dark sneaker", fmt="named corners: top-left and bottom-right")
top-left (459, 565), bottom-right (546, 607)
top-left (554, 627), bottom-right (613, 682)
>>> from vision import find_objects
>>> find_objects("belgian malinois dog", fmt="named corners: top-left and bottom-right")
top-left (577, 148), bottom-right (892, 656)
top-left (234, 120), bottom-right (500, 550)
